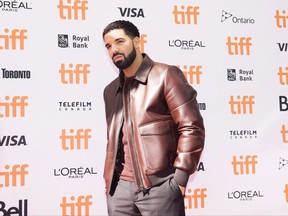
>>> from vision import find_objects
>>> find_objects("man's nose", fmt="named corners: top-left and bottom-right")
top-left (111, 44), bottom-right (119, 53)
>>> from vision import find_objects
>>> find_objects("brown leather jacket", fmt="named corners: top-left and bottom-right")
top-left (103, 54), bottom-right (205, 195)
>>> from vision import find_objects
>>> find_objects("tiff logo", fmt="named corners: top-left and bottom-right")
top-left (278, 66), bottom-right (288, 85)
top-left (57, 0), bottom-right (88, 20)
top-left (229, 95), bottom-right (255, 114)
top-left (226, 36), bottom-right (252, 55)
top-left (184, 188), bottom-right (207, 209)
top-left (0, 96), bottom-right (28, 118)
top-left (232, 155), bottom-right (258, 175)
top-left (285, 184), bottom-right (288, 203)
top-left (60, 129), bottom-right (92, 150)
top-left (275, 10), bottom-right (288, 28)
top-left (281, 125), bottom-right (288, 144)
top-left (0, 28), bottom-right (27, 50)
top-left (59, 63), bottom-right (90, 84)
top-left (179, 65), bottom-right (202, 85)
top-left (0, 164), bottom-right (29, 188)
top-left (172, 5), bottom-right (199, 24)
top-left (139, 34), bottom-right (147, 53)
top-left (60, 195), bottom-right (92, 216)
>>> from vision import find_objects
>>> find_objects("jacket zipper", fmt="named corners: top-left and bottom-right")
top-left (125, 80), bottom-right (145, 192)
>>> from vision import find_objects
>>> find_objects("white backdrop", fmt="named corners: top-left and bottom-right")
top-left (0, 0), bottom-right (288, 215)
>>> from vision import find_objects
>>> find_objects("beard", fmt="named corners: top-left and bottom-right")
top-left (112, 46), bottom-right (136, 70)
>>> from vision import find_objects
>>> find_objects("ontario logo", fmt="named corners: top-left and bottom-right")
top-left (279, 157), bottom-right (288, 170)
top-left (221, 10), bottom-right (255, 24)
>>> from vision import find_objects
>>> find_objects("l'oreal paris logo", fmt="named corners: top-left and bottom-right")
top-left (168, 39), bottom-right (206, 50)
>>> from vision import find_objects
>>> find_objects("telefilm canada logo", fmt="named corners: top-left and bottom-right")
top-left (227, 68), bottom-right (254, 82)
top-left (0, 0), bottom-right (32, 12)
top-left (54, 166), bottom-right (97, 179)
top-left (58, 101), bottom-right (92, 111)
top-left (229, 129), bottom-right (257, 139)
top-left (58, 34), bottom-right (90, 48)
top-left (168, 39), bottom-right (206, 50)
top-left (221, 10), bottom-right (255, 24)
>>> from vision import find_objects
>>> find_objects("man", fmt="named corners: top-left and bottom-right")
top-left (102, 20), bottom-right (205, 216)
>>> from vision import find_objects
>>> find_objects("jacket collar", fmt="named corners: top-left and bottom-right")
top-left (116, 53), bottom-right (153, 92)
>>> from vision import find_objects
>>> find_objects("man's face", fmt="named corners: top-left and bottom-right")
top-left (104, 29), bottom-right (136, 70)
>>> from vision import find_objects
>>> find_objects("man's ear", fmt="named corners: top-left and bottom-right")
top-left (133, 37), bottom-right (141, 49)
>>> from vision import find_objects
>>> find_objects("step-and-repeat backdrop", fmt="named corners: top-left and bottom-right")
top-left (1, 0), bottom-right (287, 215)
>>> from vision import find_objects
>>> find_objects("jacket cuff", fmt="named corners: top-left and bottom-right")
top-left (174, 169), bottom-right (190, 187)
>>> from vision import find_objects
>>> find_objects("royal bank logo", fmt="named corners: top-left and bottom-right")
top-left (227, 68), bottom-right (254, 82)
top-left (0, 0), bottom-right (32, 12)
top-left (221, 10), bottom-right (255, 24)
top-left (58, 34), bottom-right (69, 48)
top-left (228, 190), bottom-right (264, 201)
top-left (58, 34), bottom-right (90, 48)
top-left (54, 166), bottom-right (97, 179)
top-left (168, 39), bottom-right (205, 50)
top-left (229, 129), bottom-right (257, 139)
top-left (58, 101), bottom-right (92, 111)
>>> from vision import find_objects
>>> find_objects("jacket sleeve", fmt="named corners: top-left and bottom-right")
top-left (164, 65), bottom-right (205, 185)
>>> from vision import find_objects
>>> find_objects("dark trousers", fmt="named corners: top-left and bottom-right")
top-left (107, 178), bottom-right (185, 216)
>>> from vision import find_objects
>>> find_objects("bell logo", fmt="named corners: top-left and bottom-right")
top-left (278, 66), bottom-right (288, 85)
top-left (275, 10), bottom-right (288, 28)
top-left (139, 34), bottom-right (147, 53)
top-left (226, 36), bottom-right (252, 55)
top-left (172, 5), bottom-right (199, 24)
top-left (229, 95), bottom-right (255, 114)
top-left (231, 155), bottom-right (258, 175)
top-left (178, 65), bottom-right (202, 85)
top-left (0, 96), bottom-right (28, 118)
top-left (0, 28), bottom-right (27, 50)
top-left (280, 125), bottom-right (288, 144)
top-left (59, 63), bottom-right (90, 84)
top-left (0, 164), bottom-right (29, 188)
top-left (57, 0), bottom-right (88, 20)
top-left (0, 200), bottom-right (28, 216)
top-left (60, 195), bottom-right (92, 216)
top-left (60, 129), bottom-right (92, 150)
top-left (184, 188), bottom-right (207, 209)
top-left (279, 96), bottom-right (288, 111)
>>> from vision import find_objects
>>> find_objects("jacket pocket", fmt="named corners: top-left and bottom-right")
top-left (139, 120), bottom-right (177, 175)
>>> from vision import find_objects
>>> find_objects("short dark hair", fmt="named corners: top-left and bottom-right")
top-left (102, 20), bottom-right (140, 39)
